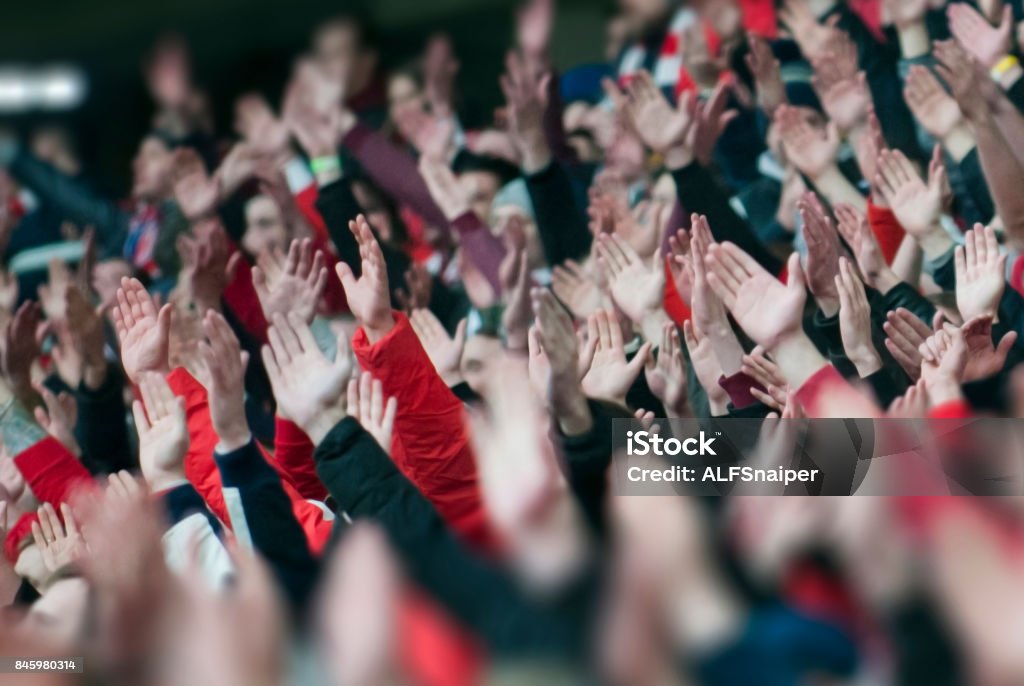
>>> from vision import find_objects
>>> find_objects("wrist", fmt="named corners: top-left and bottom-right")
top-left (301, 404), bottom-right (347, 445)
top-left (146, 469), bottom-right (188, 494)
top-left (942, 124), bottom-right (975, 163)
top-left (924, 376), bottom-right (963, 406)
top-left (771, 331), bottom-right (830, 390)
top-left (849, 348), bottom-right (883, 378)
top-left (520, 136), bottom-right (552, 175)
top-left (554, 386), bottom-right (593, 437)
top-left (362, 312), bottom-right (397, 345)
top-left (639, 308), bottom-right (671, 350)
top-left (814, 293), bottom-right (840, 318)
top-left (917, 225), bottom-right (954, 261)
top-left (663, 144), bottom-right (694, 171)
top-left (871, 267), bottom-right (901, 295)
top-left (214, 428), bottom-right (252, 454)
top-left (896, 22), bottom-right (930, 59)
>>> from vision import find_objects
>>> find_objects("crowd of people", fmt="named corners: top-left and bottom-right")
top-left (2, 0), bottom-right (1024, 682)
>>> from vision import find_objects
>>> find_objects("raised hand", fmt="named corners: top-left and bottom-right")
top-left (774, 105), bottom-right (840, 180)
top-left (516, 0), bottom-right (554, 62)
top-left (54, 284), bottom-right (108, 390)
top-left (252, 238), bottom-right (328, 325)
top-left (874, 148), bottom-right (946, 247)
top-left (948, 2), bottom-right (1014, 70)
top-left (31, 502), bottom-right (87, 578)
top-left (799, 192), bottom-right (841, 316)
top-left (742, 346), bottom-right (790, 410)
top-left (688, 82), bottom-right (739, 167)
top-left (171, 148), bottom-right (221, 222)
top-left (745, 34), bottom-right (786, 116)
top-left (903, 65), bottom-right (967, 141)
top-left (0, 267), bottom-right (17, 315)
top-left (811, 35), bottom-right (870, 134)
top-left (500, 50), bottom-right (551, 172)
top-left (176, 221), bottom-right (241, 313)
top-left (552, 259), bottom-right (607, 318)
top-left (37, 258), bottom-right (74, 323)
top-left (834, 203), bottom-right (898, 293)
top-left (705, 243), bottom-right (807, 351)
top-left (199, 310), bottom-right (251, 452)
top-left (33, 383), bottom-right (81, 457)
top-left (836, 257), bottom-right (882, 377)
top-left (605, 71), bottom-right (694, 154)
top-left (596, 233), bottom-right (665, 334)
top-left (501, 235), bottom-right (532, 351)
top-left (423, 34), bottom-right (460, 118)
top-left (234, 93), bottom-right (291, 160)
top-left (394, 263), bottom-right (434, 313)
top-left (686, 214), bottom-right (744, 374)
top-left (262, 312), bottom-right (352, 443)
top-left (334, 214), bottom-right (395, 342)
top-left (528, 289), bottom-right (594, 431)
top-left (418, 156), bottom-right (472, 220)
top-left (409, 308), bottom-right (467, 387)
top-left (112, 277), bottom-right (172, 383)
top-left (933, 39), bottom-right (989, 122)
top-left (959, 315), bottom-right (1017, 382)
top-left (644, 323), bottom-right (689, 418)
top-left (0, 301), bottom-right (41, 397)
top-left (955, 224), bottom-right (1007, 322)
top-left (681, 319), bottom-right (730, 415)
top-left (346, 371), bottom-right (398, 454)
top-left (132, 371), bottom-right (189, 492)
top-left (580, 309), bottom-right (651, 405)
top-left (883, 308), bottom-right (933, 381)
top-left (918, 325), bottom-right (968, 401)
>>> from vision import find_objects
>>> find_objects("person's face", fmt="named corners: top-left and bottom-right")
top-left (131, 136), bottom-right (173, 200)
top-left (457, 171), bottom-right (501, 221)
top-left (242, 195), bottom-right (290, 256)
top-left (314, 21), bottom-right (377, 94)
top-left (388, 73), bottom-right (424, 123)
top-left (460, 335), bottom-right (503, 395)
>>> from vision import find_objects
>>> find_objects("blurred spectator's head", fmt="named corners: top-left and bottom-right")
top-left (131, 134), bottom-right (175, 201)
top-left (242, 194), bottom-right (290, 256)
top-left (30, 125), bottom-right (80, 176)
top-left (314, 13), bottom-right (380, 97)
top-left (387, 66), bottom-right (426, 125)
top-left (617, 0), bottom-right (673, 27)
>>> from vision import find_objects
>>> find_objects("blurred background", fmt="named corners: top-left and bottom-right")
top-left (1, 0), bottom-right (614, 197)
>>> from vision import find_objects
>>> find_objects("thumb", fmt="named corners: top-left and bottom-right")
top-left (335, 262), bottom-right (356, 293)
top-left (627, 342), bottom-right (654, 377)
top-left (997, 331), bottom-right (1018, 361)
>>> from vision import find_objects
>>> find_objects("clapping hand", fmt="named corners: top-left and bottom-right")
top-left (954, 224), bottom-right (1007, 323)
top-left (112, 277), bottom-right (172, 383)
top-left (132, 371), bottom-right (189, 492)
top-left (334, 214), bottom-right (395, 342)
top-left (346, 371), bottom-right (398, 454)
top-left (199, 310), bottom-right (251, 452)
top-left (580, 310), bottom-right (651, 405)
top-left (252, 237), bottom-right (328, 325)
top-left (409, 308), bottom-right (467, 387)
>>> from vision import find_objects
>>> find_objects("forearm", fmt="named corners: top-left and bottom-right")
top-left (968, 110), bottom-right (1024, 240)
top-left (342, 123), bottom-right (449, 229)
top-left (451, 212), bottom-right (507, 294)
top-left (524, 161), bottom-right (592, 266)
top-left (807, 166), bottom-right (867, 212)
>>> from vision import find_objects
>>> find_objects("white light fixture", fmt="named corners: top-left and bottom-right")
top-left (0, 65), bottom-right (87, 112)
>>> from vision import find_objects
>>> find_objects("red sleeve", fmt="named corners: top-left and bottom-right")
top-left (166, 367), bottom-right (334, 554)
top-left (928, 399), bottom-right (973, 419)
top-left (351, 312), bottom-right (498, 552)
top-left (739, 0), bottom-right (777, 37)
top-left (293, 184), bottom-right (329, 241)
top-left (663, 260), bottom-right (691, 327)
top-left (222, 250), bottom-right (270, 344)
top-left (13, 437), bottom-right (92, 505)
top-left (792, 364), bottom-right (882, 418)
top-left (866, 202), bottom-right (906, 265)
top-left (273, 417), bottom-right (327, 502)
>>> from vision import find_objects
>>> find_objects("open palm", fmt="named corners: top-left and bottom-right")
top-left (113, 278), bottom-right (172, 382)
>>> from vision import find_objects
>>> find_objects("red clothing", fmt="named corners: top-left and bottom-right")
top-left (166, 367), bottom-right (334, 554)
top-left (663, 260), bottom-right (692, 327)
top-left (13, 436), bottom-right (91, 506)
top-left (351, 312), bottom-right (498, 552)
top-left (222, 250), bottom-right (269, 344)
top-left (792, 364), bottom-right (881, 419)
top-left (273, 417), bottom-right (327, 502)
top-left (866, 202), bottom-right (906, 265)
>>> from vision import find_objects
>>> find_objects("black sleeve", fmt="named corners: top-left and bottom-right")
top-left (214, 440), bottom-right (319, 611)
top-left (314, 417), bottom-right (594, 658)
top-left (1004, 76), bottom-right (1024, 116)
top-left (314, 178), bottom-right (411, 296)
top-left (73, 365), bottom-right (135, 475)
top-left (880, 282), bottom-right (937, 325)
top-left (6, 147), bottom-right (128, 259)
top-left (524, 161), bottom-right (593, 266)
top-left (955, 148), bottom-right (997, 223)
top-left (671, 162), bottom-right (783, 274)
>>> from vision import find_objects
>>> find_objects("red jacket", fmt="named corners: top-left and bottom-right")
top-left (166, 367), bottom-right (334, 554)
top-left (351, 312), bottom-right (499, 552)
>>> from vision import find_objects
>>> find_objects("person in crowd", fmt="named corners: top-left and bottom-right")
top-left (4, 0), bottom-right (1024, 683)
